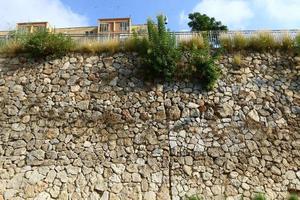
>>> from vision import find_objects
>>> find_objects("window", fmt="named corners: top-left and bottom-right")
top-left (99, 23), bottom-right (109, 32)
top-left (33, 26), bottom-right (46, 32)
top-left (18, 26), bottom-right (30, 33)
top-left (119, 22), bottom-right (129, 31)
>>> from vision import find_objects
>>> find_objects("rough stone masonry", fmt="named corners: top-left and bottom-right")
top-left (0, 52), bottom-right (299, 200)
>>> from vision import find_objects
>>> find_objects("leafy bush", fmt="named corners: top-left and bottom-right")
top-left (253, 193), bottom-right (267, 200)
top-left (123, 34), bottom-right (149, 53)
top-left (24, 30), bottom-right (74, 58)
top-left (138, 15), bottom-right (180, 80)
top-left (179, 35), bottom-right (220, 90)
top-left (288, 194), bottom-right (299, 200)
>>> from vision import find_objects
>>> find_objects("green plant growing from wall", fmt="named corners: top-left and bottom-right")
top-left (179, 34), bottom-right (220, 90)
top-left (288, 194), bottom-right (299, 200)
top-left (253, 193), bottom-right (267, 200)
top-left (186, 194), bottom-right (203, 200)
top-left (139, 14), bottom-right (180, 80)
top-left (24, 30), bottom-right (74, 58)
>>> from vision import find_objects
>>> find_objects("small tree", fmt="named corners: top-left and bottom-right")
top-left (188, 12), bottom-right (228, 31)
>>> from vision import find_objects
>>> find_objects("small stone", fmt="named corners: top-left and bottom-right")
top-left (248, 109), bottom-right (260, 122)
top-left (286, 170), bottom-right (296, 180)
top-left (111, 164), bottom-right (125, 174)
top-left (211, 185), bottom-right (222, 195)
top-left (83, 141), bottom-right (92, 147)
top-left (152, 171), bottom-right (163, 184)
top-left (202, 172), bottom-right (212, 181)
top-left (35, 192), bottom-right (51, 200)
top-left (132, 173), bottom-right (142, 182)
top-left (57, 171), bottom-right (68, 183)
top-left (167, 106), bottom-right (181, 120)
top-left (71, 85), bottom-right (80, 92)
top-left (271, 166), bottom-right (281, 175)
top-left (144, 191), bottom-right (156, 200)
top-left (187, 102), bottom-right (199, 109)
top-left (28, 170), bottom-right (44, 184)
top-left (183, 166), bottom-right (192, 176)
top-left (219, 103), bottom-right (234, 117)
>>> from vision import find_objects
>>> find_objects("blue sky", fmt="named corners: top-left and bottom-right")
top-left (61, 0), bottom-right (199, 31)
top-left (1, 0), bottom-right (300, 31)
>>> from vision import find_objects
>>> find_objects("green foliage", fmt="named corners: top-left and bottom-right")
top-left (186, 195), bottom-right (202, 200)
top-left (179, 35), bottom-right (220, 90)
top-left (253, 193), bottom-right (267, 200)
top-left (24, 30), bottom-right (74, 58)
top-left (123, 32), bottom-right (149, 53)
top-left (188, 12), bottom-right (228, 31)
top-left (138, 15), bottom-right (180, 80)
top-left (288, 194), bottom-right (299, 200)
top-left (295, 34), bottom-right (300, 53)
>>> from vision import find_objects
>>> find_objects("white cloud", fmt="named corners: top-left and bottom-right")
top-left (191, 0), bottom-right (254, 29)
top-left (0, 0), bottom-right (88, 30)
top-left (254, 0), bottom-right (300, 28)
top-left (182, 0), bottom-right (300, 30)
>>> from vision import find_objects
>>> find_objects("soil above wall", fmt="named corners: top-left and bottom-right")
top-left (0, 52), bottom-right (299, 200)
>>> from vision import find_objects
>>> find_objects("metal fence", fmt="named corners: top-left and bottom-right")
top-left (64, 30), bottom-right (300, 48)
top-left (1, 30), bottom-right (300, 48)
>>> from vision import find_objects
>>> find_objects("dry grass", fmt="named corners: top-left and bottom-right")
top-left (220, 31), bottom-right (295, 52)
top-left (220, 33), bottom-right (233, 51)
top-left (179, 35), bottom-right (206, 50)
top-left (248, 32), bottom-right (278, 51)
top-left (232, 53), bottom-right (243, 68)
top-left (0, 40), bottom-right (24, 55)
top-left (280, 33), bottom-right (295, 50)
top-left (73, 40), bottom-right (121, 54)
top-left (232, 33), bottom-right (248, 50)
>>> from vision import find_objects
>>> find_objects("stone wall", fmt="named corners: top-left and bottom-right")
top-left (0, 52), bottom-right (299, 200)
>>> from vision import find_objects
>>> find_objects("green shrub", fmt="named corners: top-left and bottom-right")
top-left (253, 193), bottom-right (267, 200)
top-left (180, 36), bottom-right (220, 90)
top-left (138, 15), bottom-right (180, 80)
top-left (123, 33), bottom-right (149, 53)
top-left (288, 194), bottom-right (299, 200)
top-left (24, 30), bottom-right (74, 58)
top-left (186, 195), bottom-right (202, 200)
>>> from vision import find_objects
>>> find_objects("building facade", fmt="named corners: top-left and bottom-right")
top-left (0, 17), bottom-right (147, 36)
top-left (98, 18), bottom-right (131, 35)
top-left (16, 22), bottom-right (51, 33)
